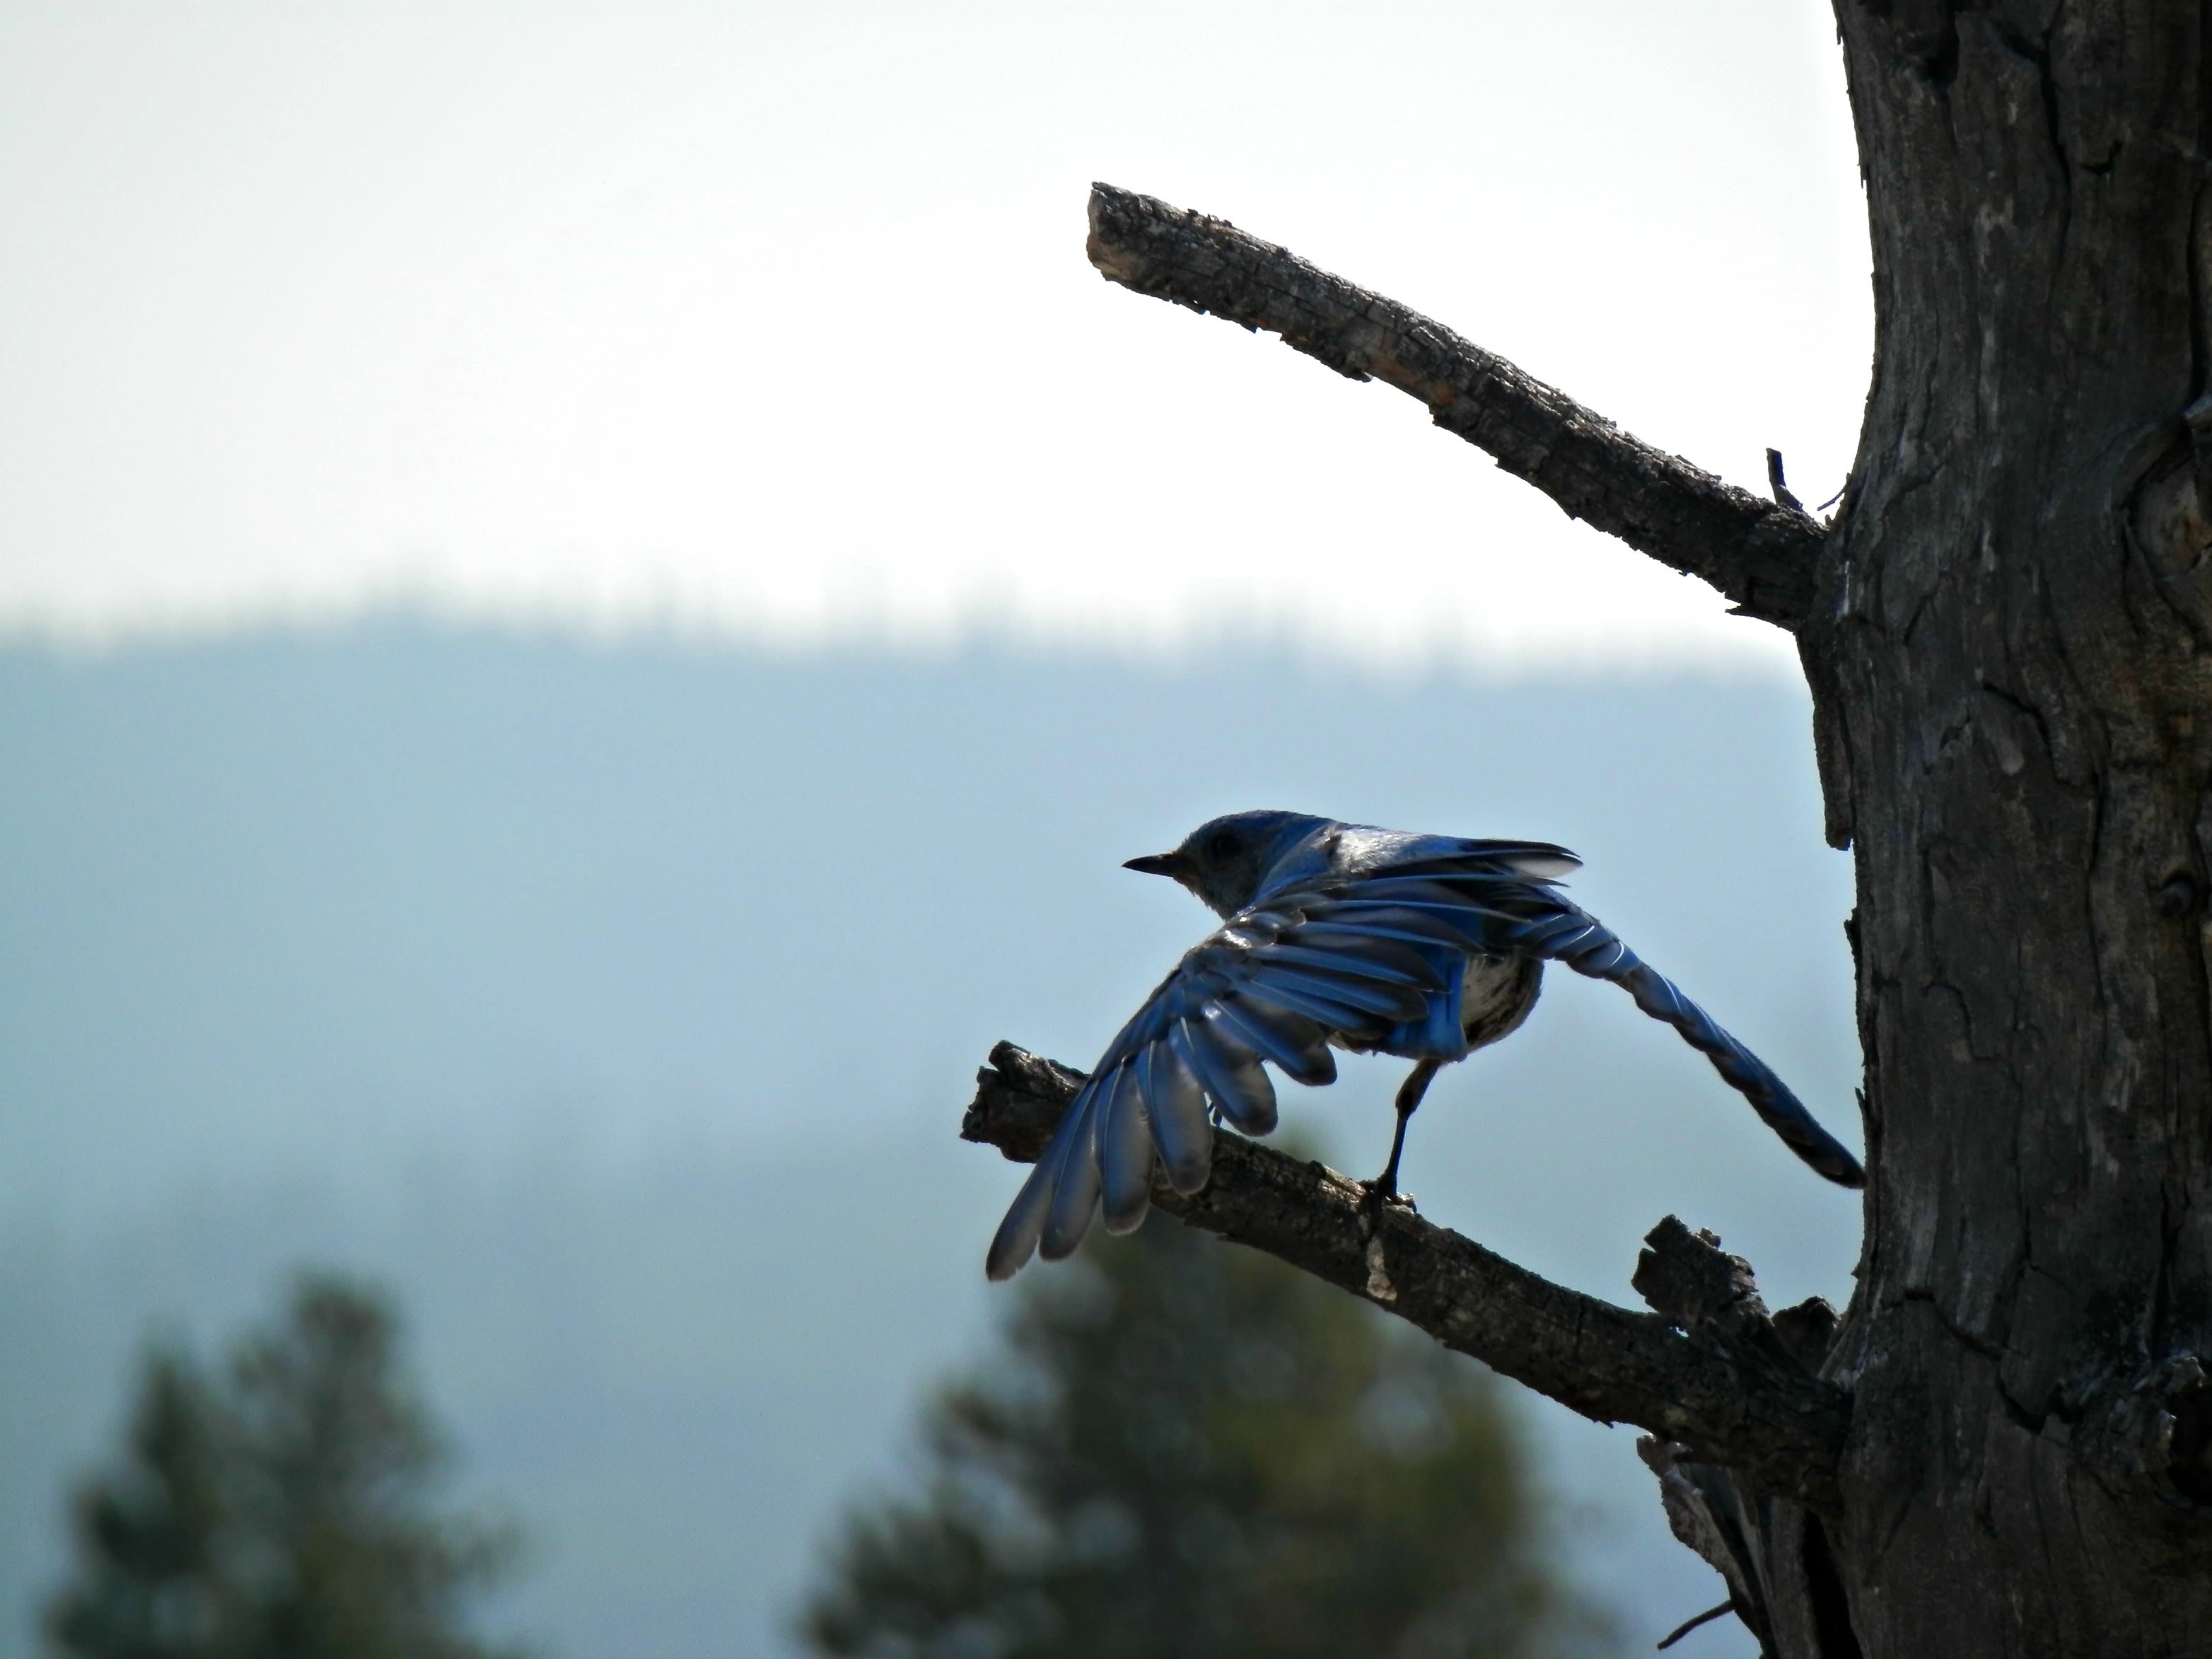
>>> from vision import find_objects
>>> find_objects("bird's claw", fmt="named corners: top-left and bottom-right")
top-left (1358, 1180), bottom-right (1418, 1213)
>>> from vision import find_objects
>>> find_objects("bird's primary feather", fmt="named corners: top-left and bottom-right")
top-left (984, 810), bottom-right (1863, 1280)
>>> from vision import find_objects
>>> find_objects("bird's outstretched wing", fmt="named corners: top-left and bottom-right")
top-left (1320, 845), bottom-right (1866, 1189)
top-left (985, 838), bottom-right (1865, 1279)
top-left (1494, 901), bottom-right (1868, 1190)
top-left (984, 839), bottom-right (1576, 1280)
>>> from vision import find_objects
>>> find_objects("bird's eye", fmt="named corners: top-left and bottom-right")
top-left (1206, 832), bottom-right (1242, 860)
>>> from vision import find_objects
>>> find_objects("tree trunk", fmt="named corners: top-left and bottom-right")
top-left (1787, 2), bottom-right (2212, 1652)
top-left (965, 6), bottom-right (2212, 1652)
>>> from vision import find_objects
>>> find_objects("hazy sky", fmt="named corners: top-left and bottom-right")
top-left (0, 633), bottom-right (1861, 1655)
top-left (0, 1), bottom-right (1869, 671)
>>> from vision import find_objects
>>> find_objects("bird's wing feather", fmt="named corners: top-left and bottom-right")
top-left (988, 854), bottom-right (1484, 1279)
top-left (1494, 900), bottom-right (1868, 1189)
top-left (1098, 1063), bottom-right (1153, 1233)
top-left (1349, 845), bottom-right (1865, 1187)
top-left (1175, 1014), bottom-right (1276, 1137)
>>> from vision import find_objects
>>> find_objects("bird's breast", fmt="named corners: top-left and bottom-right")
top-left (1460, 953), bottom-right (1543, 1051)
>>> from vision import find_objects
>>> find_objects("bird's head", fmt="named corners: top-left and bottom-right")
top-left (1124, 810), bottom-right (1333, 919)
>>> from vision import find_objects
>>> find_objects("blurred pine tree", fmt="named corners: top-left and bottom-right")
top-left (45, 1276), bottom-right (518, 1659)
top-left (800, 1219), bottom-right (1612, 1659)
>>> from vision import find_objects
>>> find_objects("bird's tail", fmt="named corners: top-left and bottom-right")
top-left (1508, 906), bottom-right (1867, 1189)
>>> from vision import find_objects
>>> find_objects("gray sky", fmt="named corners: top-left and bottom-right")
top-left (1, 1), bottom-right (1867, 671)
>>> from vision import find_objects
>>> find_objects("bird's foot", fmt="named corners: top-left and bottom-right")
top-left (1358, 1178), bottom-right (1418, 1213)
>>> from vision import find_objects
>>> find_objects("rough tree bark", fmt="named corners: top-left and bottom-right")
top-left (961, 7), bottom-right (2212, 1653)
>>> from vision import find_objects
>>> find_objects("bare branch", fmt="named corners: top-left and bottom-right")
top-left (1084, 183), bottom-right (1824, 630)
top-left (1658, 1602), bottom-right (1737, 1651)
top-left (962, 1042), bottom-right (1849, 1509)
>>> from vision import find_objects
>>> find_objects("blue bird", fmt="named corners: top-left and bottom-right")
top-left (986, 809), bottom-right (1865, 1280)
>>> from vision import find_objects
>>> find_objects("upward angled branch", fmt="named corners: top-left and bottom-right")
top-left (1085, 183), bottom-right (1823, 630)
top-left (963, 1042), bottom-right (1849, 1510)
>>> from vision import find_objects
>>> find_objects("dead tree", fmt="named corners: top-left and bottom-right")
top-left (961, 8), bottom-right (2212, 1653)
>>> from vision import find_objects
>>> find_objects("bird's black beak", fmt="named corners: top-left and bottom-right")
top-left (1123, 851), bottom-right (1188, 879)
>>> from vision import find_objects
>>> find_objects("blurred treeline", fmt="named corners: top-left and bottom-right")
top-left (48, 1228), bottom-right (1607, 1659)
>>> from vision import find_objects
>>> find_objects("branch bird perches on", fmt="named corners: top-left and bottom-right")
top-left (965, 1043), bottom-right (1850, 1510)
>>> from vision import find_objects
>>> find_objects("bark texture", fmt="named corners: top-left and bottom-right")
top-left (957, 4), bottom-right (2212, 1652)
top-left (1793, 1), bottom-right (2212, 1653)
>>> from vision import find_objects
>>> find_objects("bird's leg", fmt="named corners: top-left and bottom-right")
top-left (1368, 1058), bottom-right (1442, 1204)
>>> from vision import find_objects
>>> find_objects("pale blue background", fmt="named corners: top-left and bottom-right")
top-left (0, 626), bottom-right (1858, 1657)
